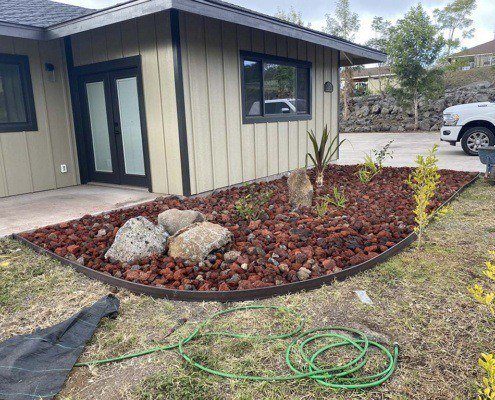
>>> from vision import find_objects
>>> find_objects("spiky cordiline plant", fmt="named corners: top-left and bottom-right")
top-left (305, 126), bottom-right (345, 187)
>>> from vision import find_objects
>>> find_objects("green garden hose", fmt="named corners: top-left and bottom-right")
top-left (75, 305), bottom-right (399, 390)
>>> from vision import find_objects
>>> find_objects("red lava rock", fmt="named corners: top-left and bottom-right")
top-left (21, 165), bottom-right (476, 292)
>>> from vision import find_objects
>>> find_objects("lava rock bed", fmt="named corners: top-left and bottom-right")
top-left (21, 165), bottom-right (477, 292)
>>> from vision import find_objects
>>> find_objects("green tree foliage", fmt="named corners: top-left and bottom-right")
top-left (366, 17), bottom-right (392, 52)
top-left (433, 0), bottom-right (477, 57)
top-left (387, 5), bottom-right (445, 130)
top-left (274, 6), bottom-right (310, 27)
top-left (324, 0), bottom-right (360, 120)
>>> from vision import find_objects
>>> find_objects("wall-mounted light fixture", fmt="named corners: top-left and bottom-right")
top-left (44, 63), bottom-right (56, 82)
top-left (324, 81), bottom-right (334, 93)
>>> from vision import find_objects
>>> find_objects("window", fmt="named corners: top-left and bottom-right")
top-left (241, 51), bottom-right (311, 123)
top-left (0, 54), bottom-right (37, 132)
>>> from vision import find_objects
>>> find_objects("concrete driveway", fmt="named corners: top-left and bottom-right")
top-left (0, 184), bottom-right (158, 237)
top-left (336, 132), bottom-right (484, 173)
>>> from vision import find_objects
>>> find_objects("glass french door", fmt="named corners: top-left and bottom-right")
top-left (79, 68), bottom-right (148, 187)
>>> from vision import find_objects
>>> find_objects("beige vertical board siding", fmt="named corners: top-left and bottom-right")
top-left (251, 29), bottom-right (268, 179)
top-left (15, 38), bottom-right (57, 193)
top-left (323, 47), bottom-right (332, 148)
top-left (105, 24), bottom-right (123, 60)
top-left (0, 36), bottom-right (32, 196)
top-left (184, 13), bottom-right (214, 193)
top-left (156, 13), bottom-right (183, 194)
top-left (237, 25), bottom-right (256, 182)
top-left (40, 40), bottom-right (78, 189)
top-left (276, 34), bottom-right (289, 173)
top-left (180, 15), bottom-right (339, 194)
top-left (120, 20), bottom-right (139, 58)
top-left (264, 32), bottom-right (279, 176)
top-left (179, 13), bottom-right (197, 194)
top-left (306, 42), bottom-right (317, 154)
top-left (90, 28), bottom-right (108, 63)
top-left (331, 50), bottom-right (340, 158)
top-left (298, 40), bottom-right (308, 168)
top-left (0, 36), bottom-right (77, 197)
top-left (71, 14), bottom-right (184, 195)
top-left (71, 31), bottom-right (93, 66)
top-left (315, 46), bottom-right (325, 145)
top-left (287, 37), bottom-right (299, 170)
top-left (137, 15), bottom-right (169, 193)
top-left (205, 18), bottom-right (229, 188)
top-left (221, 21), bottom-right (243, 185)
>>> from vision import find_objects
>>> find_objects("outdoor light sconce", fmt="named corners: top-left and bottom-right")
top-left (324, 81), bottom-right (334, 93)
top-left (45, 63), bottom-right (56, 82)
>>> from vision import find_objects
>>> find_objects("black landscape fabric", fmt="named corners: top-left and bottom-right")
top-left (0, 294), bottom-right (119, 400)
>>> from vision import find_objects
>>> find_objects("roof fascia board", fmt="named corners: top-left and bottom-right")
top-left (0, 22), bottom-right (45, 40)
top-left (45, 0), bottom-right (173, 39)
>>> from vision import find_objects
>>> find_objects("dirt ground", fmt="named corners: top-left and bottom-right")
top-left (1, 178), bottom-right (495, 400)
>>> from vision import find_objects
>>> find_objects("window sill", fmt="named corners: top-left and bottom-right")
top-left (242, 114), bottom-right (312, 124)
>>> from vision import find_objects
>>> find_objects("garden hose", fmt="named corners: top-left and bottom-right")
top-left (75, 305), bottom-right (399, 390)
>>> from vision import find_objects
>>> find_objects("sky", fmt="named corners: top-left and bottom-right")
top-left (58, 0), bottom-right (495, 49)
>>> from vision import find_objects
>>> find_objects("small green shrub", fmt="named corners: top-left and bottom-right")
top-left (469, 252), bottom-right (495, 400)
top-left (235, 184), bottom-right (273, 221)
top-left (315, 187), bottom-right (347, 217)
top-left (357, 140), bottom-right (394, 183)
top-left (306, 125), bottom-right (345, 188)
top-left (406, 144), bottom-right (440, 248)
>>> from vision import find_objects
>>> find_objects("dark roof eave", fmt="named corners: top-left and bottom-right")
top-left (42, 0), bottom-right (385, 64)
top-left (0, 21), bottom-right (45, 40)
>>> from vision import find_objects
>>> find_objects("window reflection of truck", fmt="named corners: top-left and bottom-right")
top-left (249, 99), bottom-right (307, 115)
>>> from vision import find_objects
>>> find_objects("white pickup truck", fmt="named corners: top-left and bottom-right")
top-left (441, 102), bottom-right (495, 155)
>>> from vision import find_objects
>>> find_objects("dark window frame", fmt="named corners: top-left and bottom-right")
top-left (0, 53), bottom-right (38, 133)
top-left (240, 50), bottom-right (312, 124)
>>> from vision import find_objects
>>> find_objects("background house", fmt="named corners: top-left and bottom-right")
top-left (0, 0), bottom-right (385, 199)
top-left (449, 38), bottom-right (495, 69)
top-left (351, 66), bottom-right (397, 95)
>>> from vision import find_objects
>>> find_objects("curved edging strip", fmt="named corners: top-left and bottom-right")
top-left (12, 174), bottom-right (480, 303)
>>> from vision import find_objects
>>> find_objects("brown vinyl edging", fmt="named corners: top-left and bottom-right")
top-left (11, 174), bottom-right (480, 303)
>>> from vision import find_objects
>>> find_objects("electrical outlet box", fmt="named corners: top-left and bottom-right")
top-left (60, 164), bottom-right (68, 173)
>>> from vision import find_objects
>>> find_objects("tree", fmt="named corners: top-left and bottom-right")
top-left (433, 0), bottom-right (476, 57)
top-left (325, 0), bottom-right (360, 120)
top-left (274, 6), bottom-right (310, 28)
top-left (387, 5), bottom-right (445, 130)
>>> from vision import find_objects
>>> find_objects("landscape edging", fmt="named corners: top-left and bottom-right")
top-left (12, 174), bottom-right (480, 303)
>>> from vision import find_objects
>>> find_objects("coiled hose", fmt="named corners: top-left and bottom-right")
top-left (76, 305), bottom-right (399, 390)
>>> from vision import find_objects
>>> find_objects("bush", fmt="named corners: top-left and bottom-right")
top-left (406, 145), bottom-right (440, 248)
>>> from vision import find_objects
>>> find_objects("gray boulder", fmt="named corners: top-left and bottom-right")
top-left (287, 169), bottom-right (313, 209)
top-left (157, 208), bottom-right (205, 235)
top-left (105, 216), bottom-right (169, 263)
top-left (168, 222), bottom-right (232, 263)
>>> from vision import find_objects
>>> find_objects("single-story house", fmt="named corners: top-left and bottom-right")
top-left (351, 65), bottom-right (396, 95)
top-left (0, 0), bottom-right (385, 198)
top-left (449, 38), bottom-right (495, 69)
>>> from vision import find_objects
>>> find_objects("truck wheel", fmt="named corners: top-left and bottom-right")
top-left (461, 127), bottom-right (495, 156)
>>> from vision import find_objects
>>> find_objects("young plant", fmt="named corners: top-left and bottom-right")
top-left (306, 126), bottom-right (345, 188)
top-left (406, 144), bottom-right (440, 248)
top-left (357, 154), bottom-right (380, 183)
top-left (328, 187), bottom-right (347, 208)
top-left (468, 253), bottom-right (495, 400)
top-left (357, 140), bottom-right (394, 183)
top-left (235, 184), bottom-right (273, 221)
top-left (315, 187), bottom-right (347, 217)
top-left (373, 139), bottom-right (394, 168)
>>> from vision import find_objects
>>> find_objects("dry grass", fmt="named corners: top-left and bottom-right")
top-left (1, 179), bottom-right (495, 400)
